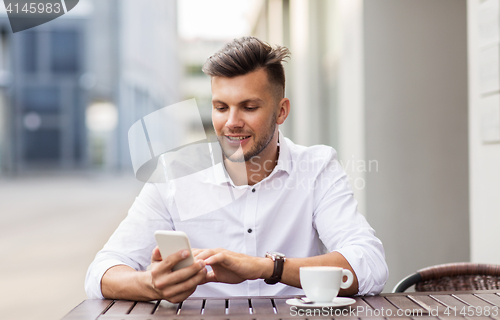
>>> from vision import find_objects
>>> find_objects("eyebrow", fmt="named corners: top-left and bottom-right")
top-left (212, 98), bottom-right (265, 106)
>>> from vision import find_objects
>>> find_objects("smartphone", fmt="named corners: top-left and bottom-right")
top-left (154, 230), bottom-right (195, 271)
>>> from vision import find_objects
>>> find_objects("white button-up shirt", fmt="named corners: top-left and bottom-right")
top-left (85, 132), bottom-right (388, 298)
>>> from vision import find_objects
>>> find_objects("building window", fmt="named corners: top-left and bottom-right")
top-left (24, 129), bottom-right (61, 160)
top-left (50, 30), bottom-right (80, 73)
top-left (23, 86), bottom-right (60, 113)
top-left (22, 31), bottom-right (37, 73)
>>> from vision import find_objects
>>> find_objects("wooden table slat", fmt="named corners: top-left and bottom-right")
top-left (463, 317), bottom-right (495, 320)
top-left (435, 317), bottom-right (465, 320)
top-left (61, 299), bottom-right (113, 320)
top-left (386, 295), bottom-right (430, 315)
top-left (154, 300), bottom-right (179, 315)
top-left (203, 298), bottom-right (226, 315)
top-left (128, 301), bottom-right (157, 314)
top-left (251, 297), bottom-right (275, 314)
top-left (103, 300), bottom-right (135, 315)
top-left (430, 294), bottom-right (470, 309)
top-left (348, 297), bottom-right (374, 317)
top-left (475, 293), bottom-right (500, 307)
top-left (410, 294), bottom-right (448, 311)
top-left (363, 295), bottom-right (400, 312)
top-left (178, 299), bottom-right (203, 315)
top-left (454, 293), bottom-right (496, 308)
top-left (228, 298), bottom-right (250, 314)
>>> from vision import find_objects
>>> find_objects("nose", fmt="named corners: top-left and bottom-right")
top-left (225, 107), bottom-right (244, 130)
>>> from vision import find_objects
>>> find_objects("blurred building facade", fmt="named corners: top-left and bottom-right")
top-left (250, 0), bottom-right (471, 292)
top-left (0, 13), bottom-right (88, 172)
top-left (178, 39), bottom-right (226, 138)
top-left (0, 0), bottom-right (179, 174)
top-left (468, 0), bottom-right (500, 268)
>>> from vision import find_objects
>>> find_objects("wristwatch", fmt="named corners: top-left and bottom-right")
top-left (264, 251), bottom-right (286, 284)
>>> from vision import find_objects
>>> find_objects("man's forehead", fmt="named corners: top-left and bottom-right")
top-left (210, 70), bottom-right (274, 99)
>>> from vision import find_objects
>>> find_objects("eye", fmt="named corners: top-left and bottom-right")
top-left (245, 106), bottom-right (257, 111)
top-left (214, 105), bottom-right (227, 111)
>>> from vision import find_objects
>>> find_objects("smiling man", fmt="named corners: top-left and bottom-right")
top-left (210, 65), bottom-right (286, 185)
top-left (85, 37), bottom-right (388, 302)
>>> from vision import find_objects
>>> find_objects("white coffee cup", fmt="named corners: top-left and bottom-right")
top-left (299, 266), bottom-right (354, 303)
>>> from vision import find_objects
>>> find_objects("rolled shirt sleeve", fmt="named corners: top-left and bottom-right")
top-left (85, 182), bottom-right (174, 299)
top-left (312, 151), bottom-right (388, 295)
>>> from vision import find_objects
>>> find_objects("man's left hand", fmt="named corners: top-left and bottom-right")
top-left (193, 248), bottom-right (271, 284)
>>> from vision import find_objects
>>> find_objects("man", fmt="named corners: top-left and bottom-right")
top-left (85, 37), bottom-right (388, 302)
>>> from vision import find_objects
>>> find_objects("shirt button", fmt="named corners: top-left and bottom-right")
top-left (247, 228), bottom-right (253, 233)
top-left (252, 188), bottom-right (256, 192)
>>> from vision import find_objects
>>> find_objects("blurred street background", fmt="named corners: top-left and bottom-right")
top-left (0, 173), bottom-right (142, 320)
top-left (1, 0), bottom-right (499, 319)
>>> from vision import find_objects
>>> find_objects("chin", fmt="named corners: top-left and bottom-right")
top-left (225, 154), bottom-right (246, 163)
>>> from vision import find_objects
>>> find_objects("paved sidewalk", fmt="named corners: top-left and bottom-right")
top-left (0, 172), bottom-right (144, 320)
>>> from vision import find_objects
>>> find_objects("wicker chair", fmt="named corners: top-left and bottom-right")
top-left (392, 263), bottom-right (500, 293)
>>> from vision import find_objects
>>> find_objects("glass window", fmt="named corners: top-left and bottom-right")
top-left (24, 129), bottom-right (61, 161)
top-left (50, 30), bottom-right (80, 73)
top-left (22, 31), bottom-right (37, 73)
top-left (22, 86), bottom-right (60, 113)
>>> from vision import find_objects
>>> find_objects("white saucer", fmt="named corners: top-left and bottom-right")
top-left (286, 297), bottom-right (356, 308)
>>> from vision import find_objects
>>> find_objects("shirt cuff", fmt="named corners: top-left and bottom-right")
top-left (85, 259), bottom-right (134, 299)
top-left (333, 247), bottom-right (385, 296)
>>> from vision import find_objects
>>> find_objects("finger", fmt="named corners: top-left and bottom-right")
top-left (151, 246), bottom-right (162, 262)
top-left (152, 249), bottom-right (195, 282)
top-left (170, 260), bottom-right (206, 283)
top-left (160, 249), bottom-right (191, 271)
top-left (160, 266), bottom-right (207, 298)
top-left (197, 266), bottom-right (213, 285)
top-left (204, 270), bottom-right (218, 283)
top-left (204, 252), bottom-right (229, 266)
top-left (192, 248), bottom-right (203, 257)
top-left (154, 260), bottom-right (205, 289)
top-left (194, 249), bottom-right (217, 261)
top-left (165, 287), bottom-right (197, 304)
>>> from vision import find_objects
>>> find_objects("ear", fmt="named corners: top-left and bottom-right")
top-left (276, 98), bottom-right (290, 125)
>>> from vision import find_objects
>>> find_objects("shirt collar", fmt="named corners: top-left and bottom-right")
top-left (212, 130), bottom-right (291, 186)
top-left (274, 130), bottom-right (292, 174)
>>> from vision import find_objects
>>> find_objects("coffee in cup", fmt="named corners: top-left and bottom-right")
top-left (299, 266), bottom-right (354, 303)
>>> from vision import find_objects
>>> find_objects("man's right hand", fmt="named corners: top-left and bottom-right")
top-left (149, 247), bottom-right (207, 303)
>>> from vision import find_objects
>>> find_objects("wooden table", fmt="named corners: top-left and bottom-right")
top-left (62, 290), bottom-right (500, 319)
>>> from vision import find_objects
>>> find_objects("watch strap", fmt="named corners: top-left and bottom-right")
top-left (264, 253), bottom-right (285, 285)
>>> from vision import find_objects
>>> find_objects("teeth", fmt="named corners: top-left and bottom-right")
top-left (227, 136), bottom-right (250, 141)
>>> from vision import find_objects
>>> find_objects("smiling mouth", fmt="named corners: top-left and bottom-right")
top-left (226, 136), bottom-right (250, 141)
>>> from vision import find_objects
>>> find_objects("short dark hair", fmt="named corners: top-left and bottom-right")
top-left (202, 37), bottom-right (290, 99)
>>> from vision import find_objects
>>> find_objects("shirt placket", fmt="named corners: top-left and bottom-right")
top-left (243, 185), bottom-right (259, 296)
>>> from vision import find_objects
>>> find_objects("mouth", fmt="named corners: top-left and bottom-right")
top-left (226, 135), bottom-right (251, 141)
top-left (224, 135), bottom-right (251, 147)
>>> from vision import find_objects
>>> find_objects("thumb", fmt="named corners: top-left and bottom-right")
top-left (151, 246), bottom-right (162, 262)
top-left (205, 270), bottom-right (218, 283)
